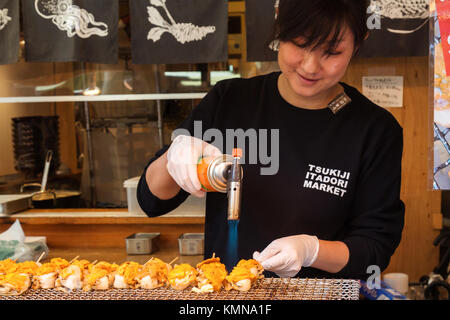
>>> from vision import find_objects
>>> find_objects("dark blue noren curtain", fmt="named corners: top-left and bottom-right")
top-left (246, 0), bottom-right (429, 60)
top-left (22, 0), bottom-right (118, 63)
top-left (130, 0), bottom-right (228, 64)
top-left (245, 0), bottom-right (278, 62)
top-left (0, 0), bottom-right (19, 64)
top-left (356, 0), bottom-right (429, 57)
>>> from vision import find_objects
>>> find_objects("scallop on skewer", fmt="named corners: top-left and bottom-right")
top-left (192, 256), bottom-right (228, 293)
top-left (135, 258), bottom-right (172, 289)
top-left (0, 260), bottom-right (40, 295)
top-left (225, 259), bottom-right (264, 292)
top-left (83, 261), bottom-right (119, 291)
top-left (0, 272), bottom-right (32, 296)
top-left (32, 258), bottom-right (70, 289)
top-left (167, 263), bottom-right (197, 290)
top-left (33, 263), bottom-right (59, 289)
top-left (113, 261), bottom-right (142, 289)
top-left (55, 259), bottom-right (92, 292)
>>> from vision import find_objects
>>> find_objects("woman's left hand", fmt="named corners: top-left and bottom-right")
top-left (253, 235), bottom-right (320, 278)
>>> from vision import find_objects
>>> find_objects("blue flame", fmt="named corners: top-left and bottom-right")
top-left (226, 219), bottom-right (239, 272)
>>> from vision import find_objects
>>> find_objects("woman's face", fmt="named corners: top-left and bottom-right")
top-left (278, 26), bottom-right (355, 99)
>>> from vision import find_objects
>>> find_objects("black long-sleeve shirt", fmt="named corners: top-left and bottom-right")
top-left (137, 72), bottom-right (405, 280)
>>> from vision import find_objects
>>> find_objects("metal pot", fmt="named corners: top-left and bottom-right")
top-left (31, 190), bottom-right (81, 209)
top-left (20, 150), bottom-right (82, 208)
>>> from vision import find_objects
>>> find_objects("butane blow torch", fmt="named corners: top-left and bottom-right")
top-left (227, 148), bottom-right (242, 221)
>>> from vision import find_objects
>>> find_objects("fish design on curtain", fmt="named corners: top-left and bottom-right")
top-left (0, 8), bottom-right (11, 30)
top-left (130, 0), bottom-right (227, 64)
top-left (369, 0), bottom-right (429, 34)
top-left (34, 0), bottom-right (108, 38)
top-left (146, 0), bottom-right (215, 44)
top-left (371, 0), bottom-right (429, 19)
top-left (357, 0), bottom-right (430, 57)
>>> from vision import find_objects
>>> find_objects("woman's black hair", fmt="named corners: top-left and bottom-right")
top-left (273, 0), bottom-right (369, 53)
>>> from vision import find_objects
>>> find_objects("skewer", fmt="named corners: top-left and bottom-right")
top-left (144, 257), bottom-right (154, 265)
top-left (212, 252), bottom-right (215, 258)
top-left (69, 256), bottom-right (79, 264)
top-left (36, 252), bottom-right (46, 264)
top-left (92, 260), bottom-right (98, 265)
top-left (168, 256), bottom-right (179, 266)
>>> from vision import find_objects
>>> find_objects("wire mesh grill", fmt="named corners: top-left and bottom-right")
top-left (0, 278), bottom-right (360, 300)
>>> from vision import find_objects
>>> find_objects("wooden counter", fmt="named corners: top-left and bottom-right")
top-left (0, 209), bottom-right (205, 253)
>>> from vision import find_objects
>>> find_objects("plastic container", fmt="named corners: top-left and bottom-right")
top-left (123, 176), bottom-right (143, 215)
top-left (123, 176), bottom-right (206, 216)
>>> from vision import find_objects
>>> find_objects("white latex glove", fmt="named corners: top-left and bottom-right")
top-left (166, 135), bottom-right (222, 198)
top-left (253, 235), bottom-right (320, 278)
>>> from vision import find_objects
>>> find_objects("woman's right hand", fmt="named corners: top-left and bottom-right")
top-left (166, 135), bottom-right (222, 198)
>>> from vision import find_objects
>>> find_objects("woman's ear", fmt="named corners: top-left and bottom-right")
top-left (353, 43), bottom-right (362, 57)
top-left (352, 32), bottom-right (369, 57)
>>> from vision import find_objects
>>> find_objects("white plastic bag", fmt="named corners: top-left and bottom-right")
top-left (0, 220), bottom-right (48, 262)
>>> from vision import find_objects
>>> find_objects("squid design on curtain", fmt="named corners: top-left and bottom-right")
top-left (34, 0), bottom-right (108, 38)
top-left (22, 0), bottom-right (118, 63)
top-left (0, 0), bottom-right (19, 64)
top-left (0, 7), bottom-right (11, 30)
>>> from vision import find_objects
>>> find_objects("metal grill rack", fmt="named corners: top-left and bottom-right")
top-left (0, 278), bottom-right (360, 300)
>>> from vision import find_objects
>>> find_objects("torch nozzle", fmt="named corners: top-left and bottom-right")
top-left (227, 148), bottom-right (242, 221)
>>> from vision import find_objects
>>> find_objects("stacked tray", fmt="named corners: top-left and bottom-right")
top-left (12, 116), bottom-right (60, 178)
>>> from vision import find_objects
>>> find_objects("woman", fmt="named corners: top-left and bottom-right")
top-left (137, 0), bottom-right (404, 280)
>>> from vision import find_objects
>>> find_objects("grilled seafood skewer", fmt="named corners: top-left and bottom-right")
top-left (192, 257), bottom-right (228, 293)
top-left (113, 261), bottom-right (142, 289)
top-left (135, 258), bottom-right (172, 289)
top-left (55, 259), bottom-right (92, 291)
top-left (225, 259), bottom-right (264, 292)
top-left (33, 263), bottom-right (58, 289)
top-left (0, 260), bottom-right (40, 295)
top-left (32, 258), bottom-right (69, 289)
top-left (83, 261), bottom-right (118, 291)
top-left (0, 272), bottom-right (31, 295)
top-left (168, 263), bottom-right (197, 290)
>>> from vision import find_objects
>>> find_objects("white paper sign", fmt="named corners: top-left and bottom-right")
top-left (362, 76), bottom-right (404, 108)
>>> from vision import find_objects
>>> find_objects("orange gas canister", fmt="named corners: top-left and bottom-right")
top-left (197, 154), bottom-right (233, 193)
top-left (197, 151), bottom-right (243, 193)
